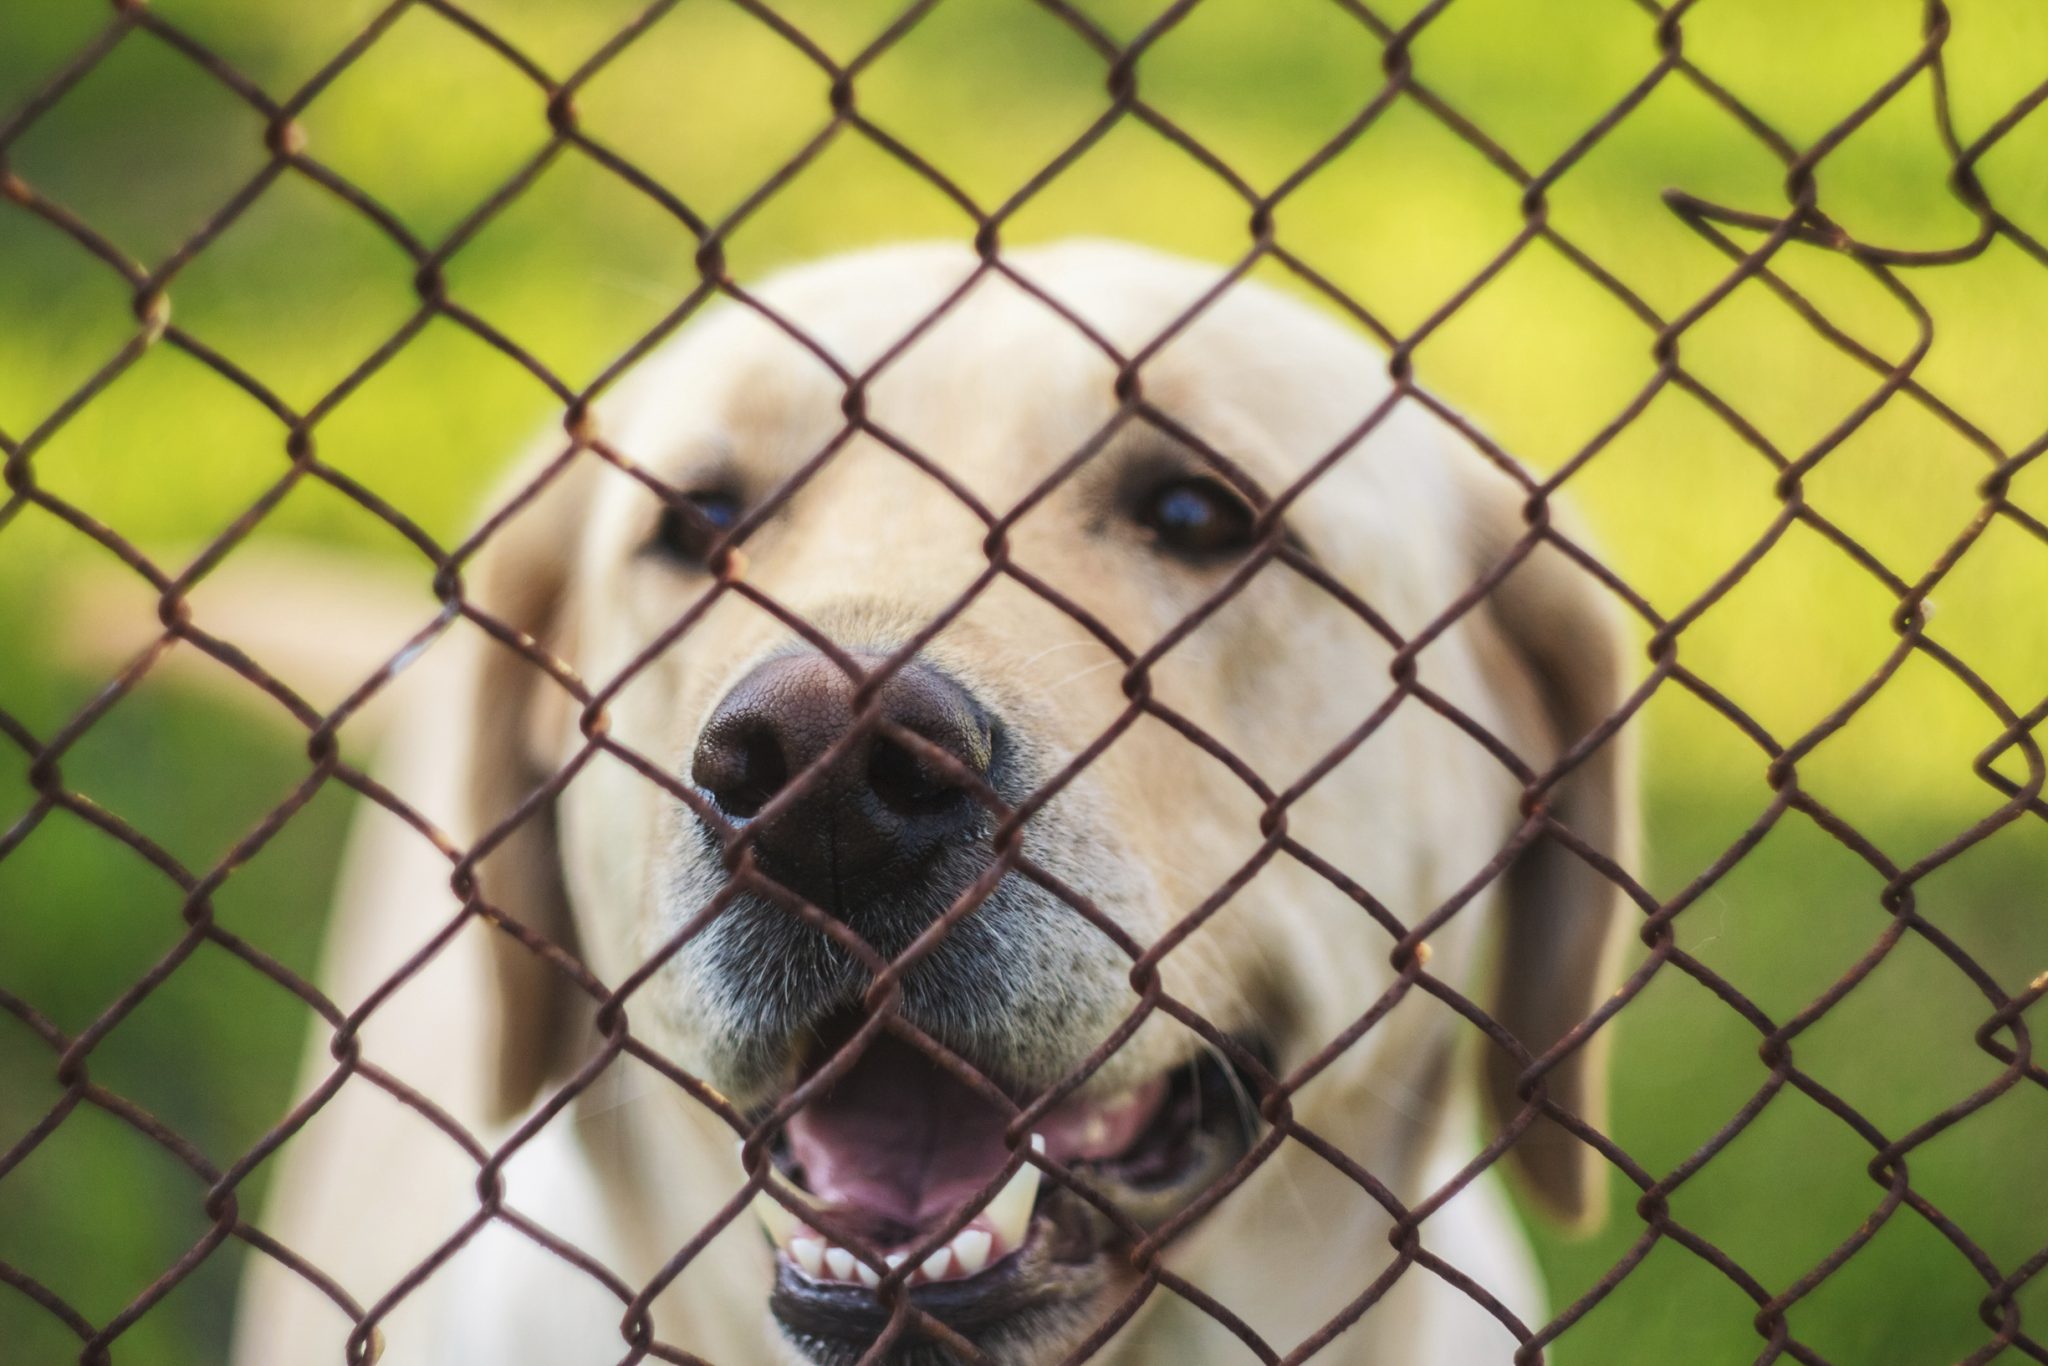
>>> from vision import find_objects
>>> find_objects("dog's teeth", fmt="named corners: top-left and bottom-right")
top-left (885, 1251), bottom-right (908, 1271)
top-left (951, 1228), bottom-right (992, 1276)
top-left (824, 1246), bottom-right (855, 1281)
top-left (751, 1190), bottom-right (799, 1248)
top-left (790, 1236), bottom-right (825, 1278)
top-left (856, 1258), bottom-right (880, 1289)
top-left (920, 1246), bottom-right (953, 1281)
top-left (983, 1144), bottom-right (1043, 1253)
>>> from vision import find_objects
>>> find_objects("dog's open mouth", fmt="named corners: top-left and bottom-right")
top-left (748, 1017), bottom-right (1267, 1360)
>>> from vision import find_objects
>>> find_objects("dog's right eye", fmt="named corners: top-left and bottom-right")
top-left (651, 491), bottom-right (743, 567)
top-left (1135, 476), bottom-right (1260, 559)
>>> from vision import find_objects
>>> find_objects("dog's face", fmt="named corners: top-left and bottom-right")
top-left (463, 241), bottom-right (1631, 1362)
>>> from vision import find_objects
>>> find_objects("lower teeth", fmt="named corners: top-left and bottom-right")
top-left (783, 1218), bottom-right (1010, 1288)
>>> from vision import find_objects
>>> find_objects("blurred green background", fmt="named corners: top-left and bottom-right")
top-left (3, 0), bottom-right (2045, 1362)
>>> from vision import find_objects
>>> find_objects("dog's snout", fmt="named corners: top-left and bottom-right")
top-left (691, 653), bottom-right (994, 904)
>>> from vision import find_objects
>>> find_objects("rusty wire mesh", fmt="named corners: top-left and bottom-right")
top-left (2, 0), bottom-right (2046, 1362)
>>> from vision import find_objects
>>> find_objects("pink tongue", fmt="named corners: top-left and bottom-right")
top-left (783, 1037), bottom-right (1171, 1229)
top-left (784, 1036), bottom-right (1014, 1227)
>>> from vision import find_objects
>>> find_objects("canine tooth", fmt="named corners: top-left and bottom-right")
top-left (790, 1236), bottom-right (825, 1278)
top-left (825, 1247), bottom-right (855, 1281)
top-left (983, 1150), bottom-right (1042, 1252)
top-left (885, 1251), bottom-right (908, 1271)
top-left (951, 1228), bottom-right (992, 1276)
top-left (920, 1246), bottom-right (952, 1281)
top-left (856, 1258), bottom-right (880, 1289)
top-left (752, 1190), bottom-right (799, 1248)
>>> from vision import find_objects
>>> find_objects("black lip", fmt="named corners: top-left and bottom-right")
top-left (765, 1042), bottom-right (1270, 1364)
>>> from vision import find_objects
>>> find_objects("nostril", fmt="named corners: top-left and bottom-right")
top-left (695, 719), bottom-right (790, 820)
top-left (732, 724), bottom-right (790, 817)
top-left (868, 736), bottom-right (969, 818)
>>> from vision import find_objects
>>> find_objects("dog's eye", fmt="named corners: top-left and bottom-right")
top-left (1137, 477), bottom-right (1259, 558)
top-left (652, 491), bottom-right (743, 566)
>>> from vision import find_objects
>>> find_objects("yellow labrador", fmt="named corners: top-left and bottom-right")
top-left (232, 240), bottom-right (1633, 1365)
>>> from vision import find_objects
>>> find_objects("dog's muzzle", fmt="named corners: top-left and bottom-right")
top-left (676, 649), bottom-right (1271, 1364)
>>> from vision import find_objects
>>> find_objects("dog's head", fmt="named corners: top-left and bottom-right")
top-left (457, 241), bottom-right (1634, 1361)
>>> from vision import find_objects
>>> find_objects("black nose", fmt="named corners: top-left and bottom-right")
top-left (691, 653), bottom-right (994, 909)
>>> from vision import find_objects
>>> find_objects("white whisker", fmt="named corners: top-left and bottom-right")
top-left (1016, 638), bottom-right (1101, 671)
top-left (574, 1068), bottom-right (660, 1131)
top-left (1046, 658), bottom-right (1122, 694)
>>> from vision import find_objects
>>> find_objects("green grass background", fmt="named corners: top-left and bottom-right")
top-left (2, 0), bottom-right (2045, 1362)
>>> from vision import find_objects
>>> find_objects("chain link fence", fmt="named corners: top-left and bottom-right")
top-left (2, 0), bottom-right (2045, 1363)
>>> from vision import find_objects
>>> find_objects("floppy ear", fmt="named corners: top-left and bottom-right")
top-left (1458, 466), bottom-right (1638, 1228)
top-left (455, 449), bottom-right (601, 1123)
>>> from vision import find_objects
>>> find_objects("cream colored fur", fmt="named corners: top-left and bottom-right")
top-left (231, 240), bottom-right (1635, 1365)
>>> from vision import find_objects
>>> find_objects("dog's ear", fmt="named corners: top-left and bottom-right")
top-left (456, 450), bottom-right (600, 1123)
top-left (1458, 465), bottom-right (1638, 1229)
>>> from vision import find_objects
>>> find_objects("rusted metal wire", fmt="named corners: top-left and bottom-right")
top-left (2, 0), bottom-right (2044, 1363)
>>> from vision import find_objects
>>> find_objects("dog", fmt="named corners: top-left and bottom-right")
top-left (230, 239), bottom-right (1635, 1365)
